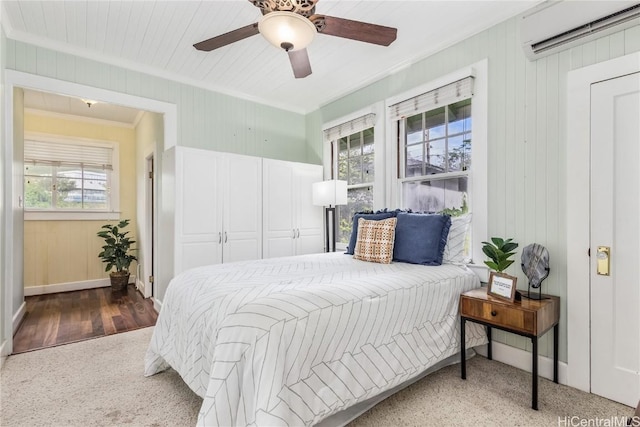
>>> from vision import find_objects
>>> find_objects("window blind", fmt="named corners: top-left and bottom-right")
top-left (388, 76), bottom-right (474, 121)
top-left (323, 113), bottom-right (376, 142)
top-left (24, 139), bottom-right (114, 170)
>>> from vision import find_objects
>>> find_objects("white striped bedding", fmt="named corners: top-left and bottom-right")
top-left (144, 252), bottom-right (487, 426)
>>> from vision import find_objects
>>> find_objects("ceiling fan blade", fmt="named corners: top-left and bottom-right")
top-left (288, 48), bottom-right (312, 79)
top-left (316, 15), bottom-right (397, 46)
top-left (193, 23), bottom-right (259, 51)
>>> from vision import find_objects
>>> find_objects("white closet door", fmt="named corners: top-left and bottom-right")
top-left (223, 154), bottom-right (263, 263)
top-left (590, 72), bottom-right (640, 407)
top-left (176, 148), bottom-right (223, 272)
top-left (263, 159), bottom-right (296, 258)
top-left (293, 163), bottom-right (324, 255)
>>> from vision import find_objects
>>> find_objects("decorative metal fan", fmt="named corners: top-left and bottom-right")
top-left (193, 0), bottom-right (397, 78)
top-left (520, 243), bottom-right (550, 300)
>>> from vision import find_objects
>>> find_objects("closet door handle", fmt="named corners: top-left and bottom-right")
top-left (218, 232), bottom-right (222, 244)
top-left (224, 231), bottom-right (228, 243)
top-left (292, 229), bottom-right (296, 239)
top-left (296, 228), bottom-right (300, 238)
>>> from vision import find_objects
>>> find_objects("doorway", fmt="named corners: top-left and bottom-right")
top-left (567, 52), bottom-right (640, 407)
top-left (2, 70), bottom-right (177, 357)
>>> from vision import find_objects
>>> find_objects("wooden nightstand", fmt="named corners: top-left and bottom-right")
top-left (460, 287), bottom-right (560, 410)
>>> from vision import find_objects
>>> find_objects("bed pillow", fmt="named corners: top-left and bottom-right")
top-left (353, 217), bottom-right (397, 264)
top-left (393, 212), bottom-right (451, 265)
top-left (346, 211), bottom-right (396, 254)
top-left (442, 213), bottom-right (472, 264)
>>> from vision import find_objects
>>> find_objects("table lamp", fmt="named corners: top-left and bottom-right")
top-left (312, 180), bottom-right (347, 252)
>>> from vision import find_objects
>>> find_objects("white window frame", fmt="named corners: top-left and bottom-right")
top-left (24, 132), bottom-right (121, 221)
top-left (397, 96), bottom-right (472, 214)
top-left (322, 102), bottom-right (385, 251)
top-left (385, 60), bottom-right (488, 274)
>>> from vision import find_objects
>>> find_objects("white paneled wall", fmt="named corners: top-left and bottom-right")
top-left (308, 17), bottom-right (640, 363)
top-left (2, 39), bottom-right (315, 165)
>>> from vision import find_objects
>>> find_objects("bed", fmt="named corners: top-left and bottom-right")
top-left (144, 251), bottom-right (487, 426)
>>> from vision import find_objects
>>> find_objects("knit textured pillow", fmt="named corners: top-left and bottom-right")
top-left (353, 217), bottom-right (397, 264)
top-left (442, 213), bottom-right (472, 264)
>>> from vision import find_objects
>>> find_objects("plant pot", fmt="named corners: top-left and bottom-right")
top-left (109, 271), bottom-right (130, 292)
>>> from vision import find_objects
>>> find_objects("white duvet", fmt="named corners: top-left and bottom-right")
top-left (145, 252), bottom-right (487, 426)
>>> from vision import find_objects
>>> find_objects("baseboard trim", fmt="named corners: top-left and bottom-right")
top-left (475, 342), bottom-right (568, 385)
top-left (152, 297), bottom-right (162, 313)
top-left (24, 276), bottom-right (137, 296)
top-left (0, 339), bottom-right (9, 366)
top-left (136, 279), bottom-right (146, 295)
top-left (12, 301), bottom-right (27, 335)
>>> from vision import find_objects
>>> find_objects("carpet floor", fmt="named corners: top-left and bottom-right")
top-left (0, 327), bottom-right (632, 426)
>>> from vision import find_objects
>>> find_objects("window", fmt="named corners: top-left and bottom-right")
top-left (324, 112), bottom-right (378, 246)
top-left (336, 127), bottom-right (375, 244)
top-left (392, 77), bottom-right (473, 214)
top-left (24, 135), bottom-right (119, 219)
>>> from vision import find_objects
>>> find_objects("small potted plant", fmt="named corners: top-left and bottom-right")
top-left (97, 219), bottom-right (137, 292)
top-left (481, 237), bottom-right (518, 272)
top-left (482, 237), bottom-right (519, 301)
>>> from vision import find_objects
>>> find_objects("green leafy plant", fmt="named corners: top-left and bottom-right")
top-left (482, 237), bottom-right (518, 272)
top-left (439, 194), bottom-right (469, 217)
top-left (97, 219), bottom-right (137, 273)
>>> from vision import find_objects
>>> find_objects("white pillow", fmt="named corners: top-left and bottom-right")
top-left (442, 213), bottom-right (472, 264)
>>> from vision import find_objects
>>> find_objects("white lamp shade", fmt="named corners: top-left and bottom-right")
top-left (312, 180), bottom-right (348, 207)
top-left (258, 11), bottom-right (317, 51)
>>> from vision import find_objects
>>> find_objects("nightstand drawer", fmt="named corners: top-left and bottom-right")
top-left (461, 298), bottom-right (535, 334)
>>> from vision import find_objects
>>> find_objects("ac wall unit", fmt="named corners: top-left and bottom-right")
top-left (520, 1), bottom-right (640, 60)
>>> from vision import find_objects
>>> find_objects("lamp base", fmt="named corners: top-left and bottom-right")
top-left (324, 206), bottom-right (337, 252)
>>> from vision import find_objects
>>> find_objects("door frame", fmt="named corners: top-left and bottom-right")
top-left (142, 150), bottom-right (156, 298)
top-left (2, 70), bottom-right (177, 357)
top-left (566, 51), bottom-right (640, 393)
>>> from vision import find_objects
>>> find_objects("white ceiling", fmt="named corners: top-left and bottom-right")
top-left (23, 89), bottom-right (142, 125)
top-left (2, 0), bottom-right (541, 113)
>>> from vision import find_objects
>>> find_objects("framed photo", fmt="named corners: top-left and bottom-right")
top-left (487, 271), bottom-right (518, 302)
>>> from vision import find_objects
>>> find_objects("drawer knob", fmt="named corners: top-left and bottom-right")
top-left (491, 310), bottom-right (497, 317)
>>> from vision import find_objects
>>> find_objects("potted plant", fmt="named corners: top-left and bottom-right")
top-left (481, 237), bottom-right (518, 272)
top-left (482, 237), bottom-right (519, 301)
top-left (97, 219), bottom-right (137, 292)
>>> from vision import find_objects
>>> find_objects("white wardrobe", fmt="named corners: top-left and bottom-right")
top-left (158, 146), bottom-right (323, 299)
top-left (262, 158), bottom-right (324, 258)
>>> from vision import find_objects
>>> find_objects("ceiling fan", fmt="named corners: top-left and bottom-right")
top-left (193, 0), bottom-right (397, 79)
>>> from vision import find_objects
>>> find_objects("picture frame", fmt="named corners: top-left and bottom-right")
top-left (487, 271), bottom-right (518, 302)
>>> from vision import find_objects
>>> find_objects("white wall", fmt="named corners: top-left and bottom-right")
top-left (306, 17), bottom-right (640, 363)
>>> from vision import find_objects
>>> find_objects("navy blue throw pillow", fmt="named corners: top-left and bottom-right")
top-left (346, 211), bottom-right (396, 254)
top-left (393, 213), bottom-right (452, 265)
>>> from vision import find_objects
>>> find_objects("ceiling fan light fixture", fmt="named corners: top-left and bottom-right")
top-left (258, 11), bottom-right (316, 51)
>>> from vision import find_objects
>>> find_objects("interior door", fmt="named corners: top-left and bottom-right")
top-left (590, 72), bottom-right (640, 407)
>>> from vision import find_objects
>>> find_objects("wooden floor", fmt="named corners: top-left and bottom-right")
top-left (12, 285), bottom-right (158, 354)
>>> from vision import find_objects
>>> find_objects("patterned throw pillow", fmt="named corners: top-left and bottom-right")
top-left (442, 213), bottom-right (472, 264)
top-left (345, 211), bottom-right (396, 255)
top-left (353, 217), bottom-right (398, 264)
